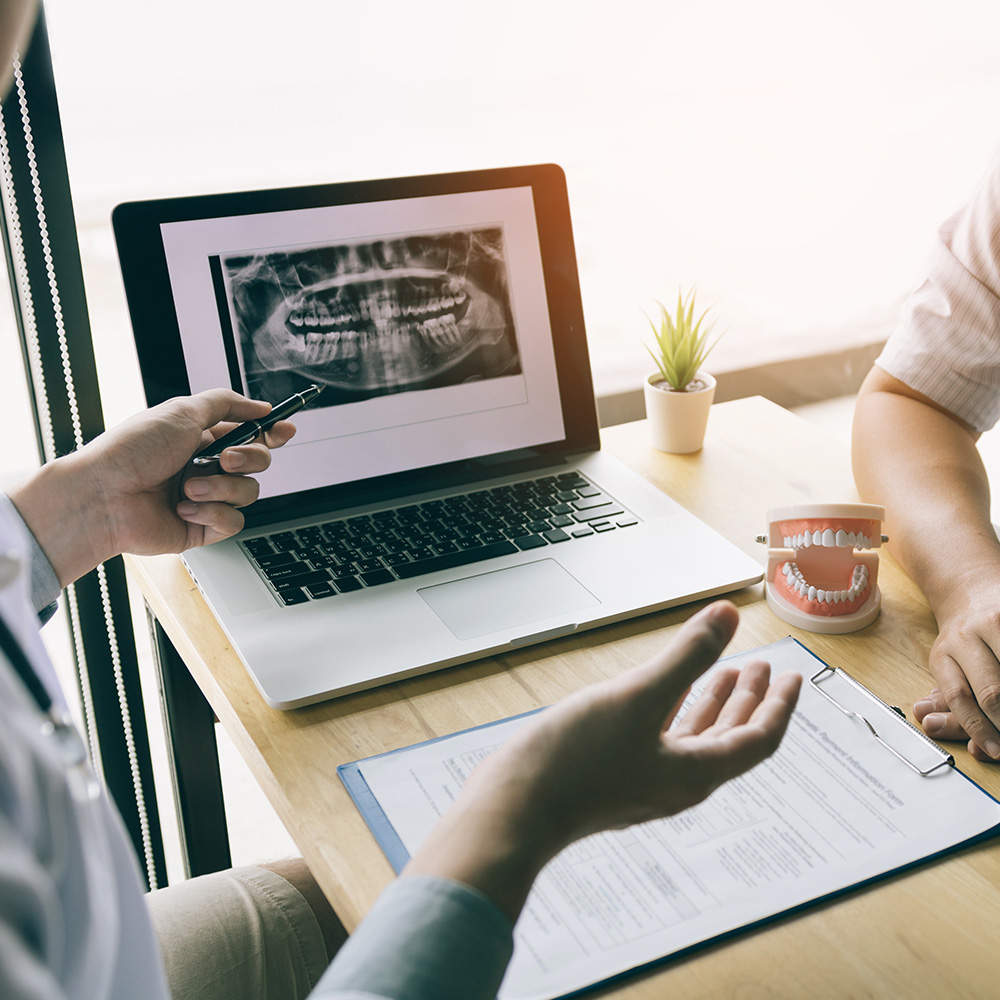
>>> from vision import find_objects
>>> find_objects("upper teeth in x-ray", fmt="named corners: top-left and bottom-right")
top-left (227, 231), bottom-right (518, 395)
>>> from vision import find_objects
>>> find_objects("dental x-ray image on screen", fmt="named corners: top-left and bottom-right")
top-left (219, 227), bottom-right (522, 407)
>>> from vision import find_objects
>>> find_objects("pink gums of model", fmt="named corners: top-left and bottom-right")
top-left (763, 503), bottom-right (886, 634)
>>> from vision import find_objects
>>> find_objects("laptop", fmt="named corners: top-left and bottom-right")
top-left (113, 164), bottom-right (763, 708)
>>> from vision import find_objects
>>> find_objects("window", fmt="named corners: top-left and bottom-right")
top-left (22, 0), bottom-right (1000, 423)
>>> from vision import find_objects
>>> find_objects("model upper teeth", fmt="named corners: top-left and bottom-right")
top-left (783, 530), bottom-right (872, 549)
top-left (781, 562), bottom-right (869, 604)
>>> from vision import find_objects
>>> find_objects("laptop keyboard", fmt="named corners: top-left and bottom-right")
top-left (241, 471), bottom-right (639, 606)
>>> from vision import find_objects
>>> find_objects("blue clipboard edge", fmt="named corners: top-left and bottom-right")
top-left (337, 705), bottom-right (548, 874)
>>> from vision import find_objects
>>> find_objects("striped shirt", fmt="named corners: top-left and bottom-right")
top-left (877, 154), bottom-right (1000, 433)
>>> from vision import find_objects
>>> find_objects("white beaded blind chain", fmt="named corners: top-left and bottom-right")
top-left (0, 69), bottom-right (104, 780)
top-left (2, 54), bottom-right (158, 890)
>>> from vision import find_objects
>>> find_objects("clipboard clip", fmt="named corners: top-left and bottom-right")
top-left (810, 665), bottom-right (954, 777)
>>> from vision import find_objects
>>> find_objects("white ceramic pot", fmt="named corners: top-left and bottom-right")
top-left (643, 371), bottom-right (717, 454)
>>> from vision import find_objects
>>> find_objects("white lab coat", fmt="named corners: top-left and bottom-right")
top-left (0, 499), bottom-right (171, 1000)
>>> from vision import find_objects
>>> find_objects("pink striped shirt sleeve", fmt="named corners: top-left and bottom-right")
top-left (877, 154), bottom-right (1000, 432)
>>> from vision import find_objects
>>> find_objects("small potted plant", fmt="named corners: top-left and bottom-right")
top-left (643, 288), bottom-right (722, 453)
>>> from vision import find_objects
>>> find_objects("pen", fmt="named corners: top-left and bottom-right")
top-left (191, 384), bottom-right (324, 465)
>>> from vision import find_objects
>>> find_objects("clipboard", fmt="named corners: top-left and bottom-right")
top-left (338, 637), bottom-right (1000, 1000)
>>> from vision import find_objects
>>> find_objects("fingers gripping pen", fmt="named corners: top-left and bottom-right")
top-left (191, 384), bottom-right (323, 465)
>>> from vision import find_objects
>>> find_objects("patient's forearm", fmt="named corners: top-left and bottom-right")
top-left (852, 374), bottom-right (1000, 615)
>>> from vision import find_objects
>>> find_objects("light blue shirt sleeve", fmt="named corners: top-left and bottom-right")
top-left (0, 493), bottom-right (61, 617)
top-left (314, 876), bottom-right (514, 1000)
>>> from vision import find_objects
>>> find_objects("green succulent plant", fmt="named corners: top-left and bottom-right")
top-left (644, 288), bottom-right (722, 391)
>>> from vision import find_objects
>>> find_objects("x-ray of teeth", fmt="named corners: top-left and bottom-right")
top-left (222, 228), bottom-right (522, 406)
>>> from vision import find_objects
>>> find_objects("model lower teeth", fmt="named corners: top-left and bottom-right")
top-left (781, 562), bottom-right (868, 604)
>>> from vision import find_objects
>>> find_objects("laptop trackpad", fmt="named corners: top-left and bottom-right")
top-left (418, 559), bottom-right (600, 641)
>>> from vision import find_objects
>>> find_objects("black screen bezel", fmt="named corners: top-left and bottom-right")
top-left (112, 163), bottom-right (600, 526)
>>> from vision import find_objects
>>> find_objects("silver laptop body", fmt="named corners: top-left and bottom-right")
top-left (114, 164), bottom-right (762, 708)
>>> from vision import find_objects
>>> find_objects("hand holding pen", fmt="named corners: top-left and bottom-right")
top-left (192, 384), bottom-right (323, 465)
top-left (8, 388), bottom-right (306, 587)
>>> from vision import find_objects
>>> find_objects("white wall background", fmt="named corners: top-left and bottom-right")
top-left (34, 0), bottom-right (1000, 417)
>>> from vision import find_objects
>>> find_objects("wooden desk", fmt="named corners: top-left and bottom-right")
top-left (128, 396), bottom-right (1000, 998)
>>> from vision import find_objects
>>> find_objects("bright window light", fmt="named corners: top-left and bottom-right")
top-left (38, 0), bottom-right (1000, 413)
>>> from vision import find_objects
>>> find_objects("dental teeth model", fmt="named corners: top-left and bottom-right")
top-left (760, 502), bottom-right (886, 634)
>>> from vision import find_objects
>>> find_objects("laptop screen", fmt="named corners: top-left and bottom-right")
top-left (114, 165), bottom-right (598, 521)
top-left (160, 185), bottom-right (564, 501)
